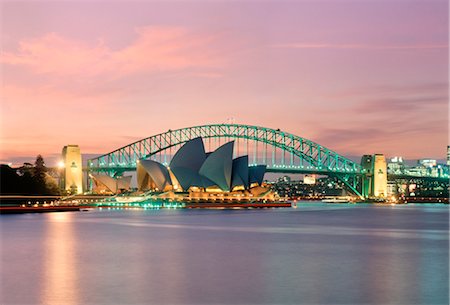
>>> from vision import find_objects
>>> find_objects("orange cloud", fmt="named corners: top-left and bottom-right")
top-left (2, 33), bottom-right (108, 76)
top-left (1, 26), bottom-right (222, 79)
top-left (0, 83), bottom-right (130, 161)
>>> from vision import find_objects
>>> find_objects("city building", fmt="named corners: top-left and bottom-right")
top-left (419, 159), bottom-right (437, 168)
top-left (404, 159), bottom-right (448, 178)
top-left (277, 176), bottom-right (291, 183)
top-left (303, 175), bottom-right (316, 185)
top-left (387, 156), bottom-right (405, 174)
top-left (271, 176), bottom-right (348, 199)
top-left (61, 145), bottom-right (83, 194)
top-left (447, 145), bottom-right (450, 166)
top-left (386, 181), bottom-right (398, 197)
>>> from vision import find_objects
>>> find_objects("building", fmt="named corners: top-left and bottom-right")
top-left (277, 176), bottom-right (291, 183)
top-left (61, 145), bottom-right (83, 194)
top-left (406, 159), bottom-right (448, 178)
top-left (90, 174), bottom-right (132, 194)
top-left (303, 175), bottom-right (316, 185)
top-left (419, 159), bottom-right (437, 168)
top-left (137, 137), bottom-right (267, 194)
top-left (361, 154), bottom-right (387, 198)
top-left (387, 156), bottom-right (404, 174)
top-left (447, 146), bottom-right (450, 166)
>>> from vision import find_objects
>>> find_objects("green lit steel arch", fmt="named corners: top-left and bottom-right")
top-left (88, 124), bottom-right (360, 172)
top-left (87, 124), bottom-right (365, 197)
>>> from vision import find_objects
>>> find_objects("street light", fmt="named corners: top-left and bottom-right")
top-left (57, 161), bottom-right (65, 169)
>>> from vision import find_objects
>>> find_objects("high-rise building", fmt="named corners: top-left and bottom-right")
top-left (62, 145), bottom-right (83, 194)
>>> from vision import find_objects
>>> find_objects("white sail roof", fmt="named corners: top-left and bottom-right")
top-left (231, 156), bottom-right (249, 189)
top-left (135, 137), bottom-right (266, 193)
top-left (137, 159), bottom-right (172, 191)
top-left (249, 165), bottom-right (266, 185)
top-left (199, 141), bottom-right (234, 191)
top-left (117, 176), bottom-right (132, 191)
top-left (169, 137), bottom-right (207, 191)
top-left (170, 137), bottom-right (206, 171)
top-left (92, 174), bottom-right (118, 193)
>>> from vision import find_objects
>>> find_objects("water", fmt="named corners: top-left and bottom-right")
top-left (1, 203), bottom-right (448, 305)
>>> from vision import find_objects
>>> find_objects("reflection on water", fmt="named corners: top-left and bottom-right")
top-left (42, 213), bottom-right (78, 305)
top-left (0, 203), bottom-right (448, 305)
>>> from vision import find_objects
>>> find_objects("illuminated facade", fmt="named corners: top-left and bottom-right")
top-left (137, 159), bottom-right (172, 192)
top-left (62, 145), bottom-right (83, 194)
top-left (303, 175), bottom-right (316, 185)
top-left (91, 174), bottom-right (132, 194)
top-left (361, 154), bottom-right (387, 198)
top-left (137, 137), bottom-right (266, 193)
top-left (387, 156), bottom-right (404, 174)
top-left (373, 154), bottom-right (387, 197)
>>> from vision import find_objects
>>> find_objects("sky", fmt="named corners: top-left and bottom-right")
top-left (1, 0), bottom-right (448, 166)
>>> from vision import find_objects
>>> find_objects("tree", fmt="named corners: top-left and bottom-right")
top-left (0, 165), bottom-right (21, 194)
top-left (33, 155), bottom-right (48, 194)
top-left (17, 163), bottom-right (37, 194)
top-left (0, 156), bottom-right (61, 195)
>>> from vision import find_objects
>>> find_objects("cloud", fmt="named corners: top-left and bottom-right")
top-left (329, 82), bottom-right (448, 99)
top-left (355, 95), bottom-right (448, 113)
top-left (322, 82), bottom-right (448, 114)
top-left (311, 127), bottom-right (392, 156)
top-left (315, 128), bottom-right (387, 145)
top-left (1, 26), bottom-right (222, 79)
top-left (272, 43), bottom-right (448, 50)
top-left (307, 81), bottom-right (448, 158)
top-left (313, 119), bottom-right (447, 158)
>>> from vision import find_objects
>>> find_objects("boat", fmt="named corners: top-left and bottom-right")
top-left (321, 197), bottom-right (350, 203)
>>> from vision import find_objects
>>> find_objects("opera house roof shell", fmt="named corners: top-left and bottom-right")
top-left (137, 137), bottom-right (266, 192)
top-left (91, 174), bottom-right (132, 194)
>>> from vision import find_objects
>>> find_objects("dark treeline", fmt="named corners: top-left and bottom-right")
top-left (0, 155), bottom-right (60, 195)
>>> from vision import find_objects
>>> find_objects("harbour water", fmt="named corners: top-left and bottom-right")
top-left (1, 203), bottom-right (448, 305)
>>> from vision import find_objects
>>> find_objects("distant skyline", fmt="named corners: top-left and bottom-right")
top-left (1, 0), bottom-right (448, 166)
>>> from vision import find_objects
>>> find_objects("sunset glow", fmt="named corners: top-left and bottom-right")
top-left (1, 1), bottom-right (448, 165)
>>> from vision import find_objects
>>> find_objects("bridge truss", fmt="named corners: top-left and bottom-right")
top-left (87, 124), bottom-right (366, 197)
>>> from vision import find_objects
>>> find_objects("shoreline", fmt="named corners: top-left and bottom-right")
top-left (1, 195), bottom-right (448, 214)
top-left (0, 206), bottom-right (80, 214)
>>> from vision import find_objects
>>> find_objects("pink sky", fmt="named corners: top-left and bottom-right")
top-left (1, 0), bottom-right (448, 166)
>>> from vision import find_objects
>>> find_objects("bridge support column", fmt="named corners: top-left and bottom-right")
top-left (334, 174), bottom-right (365, 199)
top-left (62, 145), bottom-right (83, 195)
top-left (361, 154), bottom-right (387, 198)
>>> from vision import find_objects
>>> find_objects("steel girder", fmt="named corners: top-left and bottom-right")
top-left (87, 124), bottom-right (362, 175)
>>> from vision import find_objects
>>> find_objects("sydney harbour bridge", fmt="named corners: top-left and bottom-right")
top-left (86, 123), bottom-right (448, 199)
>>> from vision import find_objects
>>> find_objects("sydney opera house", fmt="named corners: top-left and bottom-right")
top-left (137, 137), bottom-right (273, 199)
top-left (91, 137), bottom-right (276, 201)
top-left (91, 174), bottom-right (132, 194)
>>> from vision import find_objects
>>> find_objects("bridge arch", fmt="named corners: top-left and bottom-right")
top-left (88, 124), bottom-right (361, 174)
